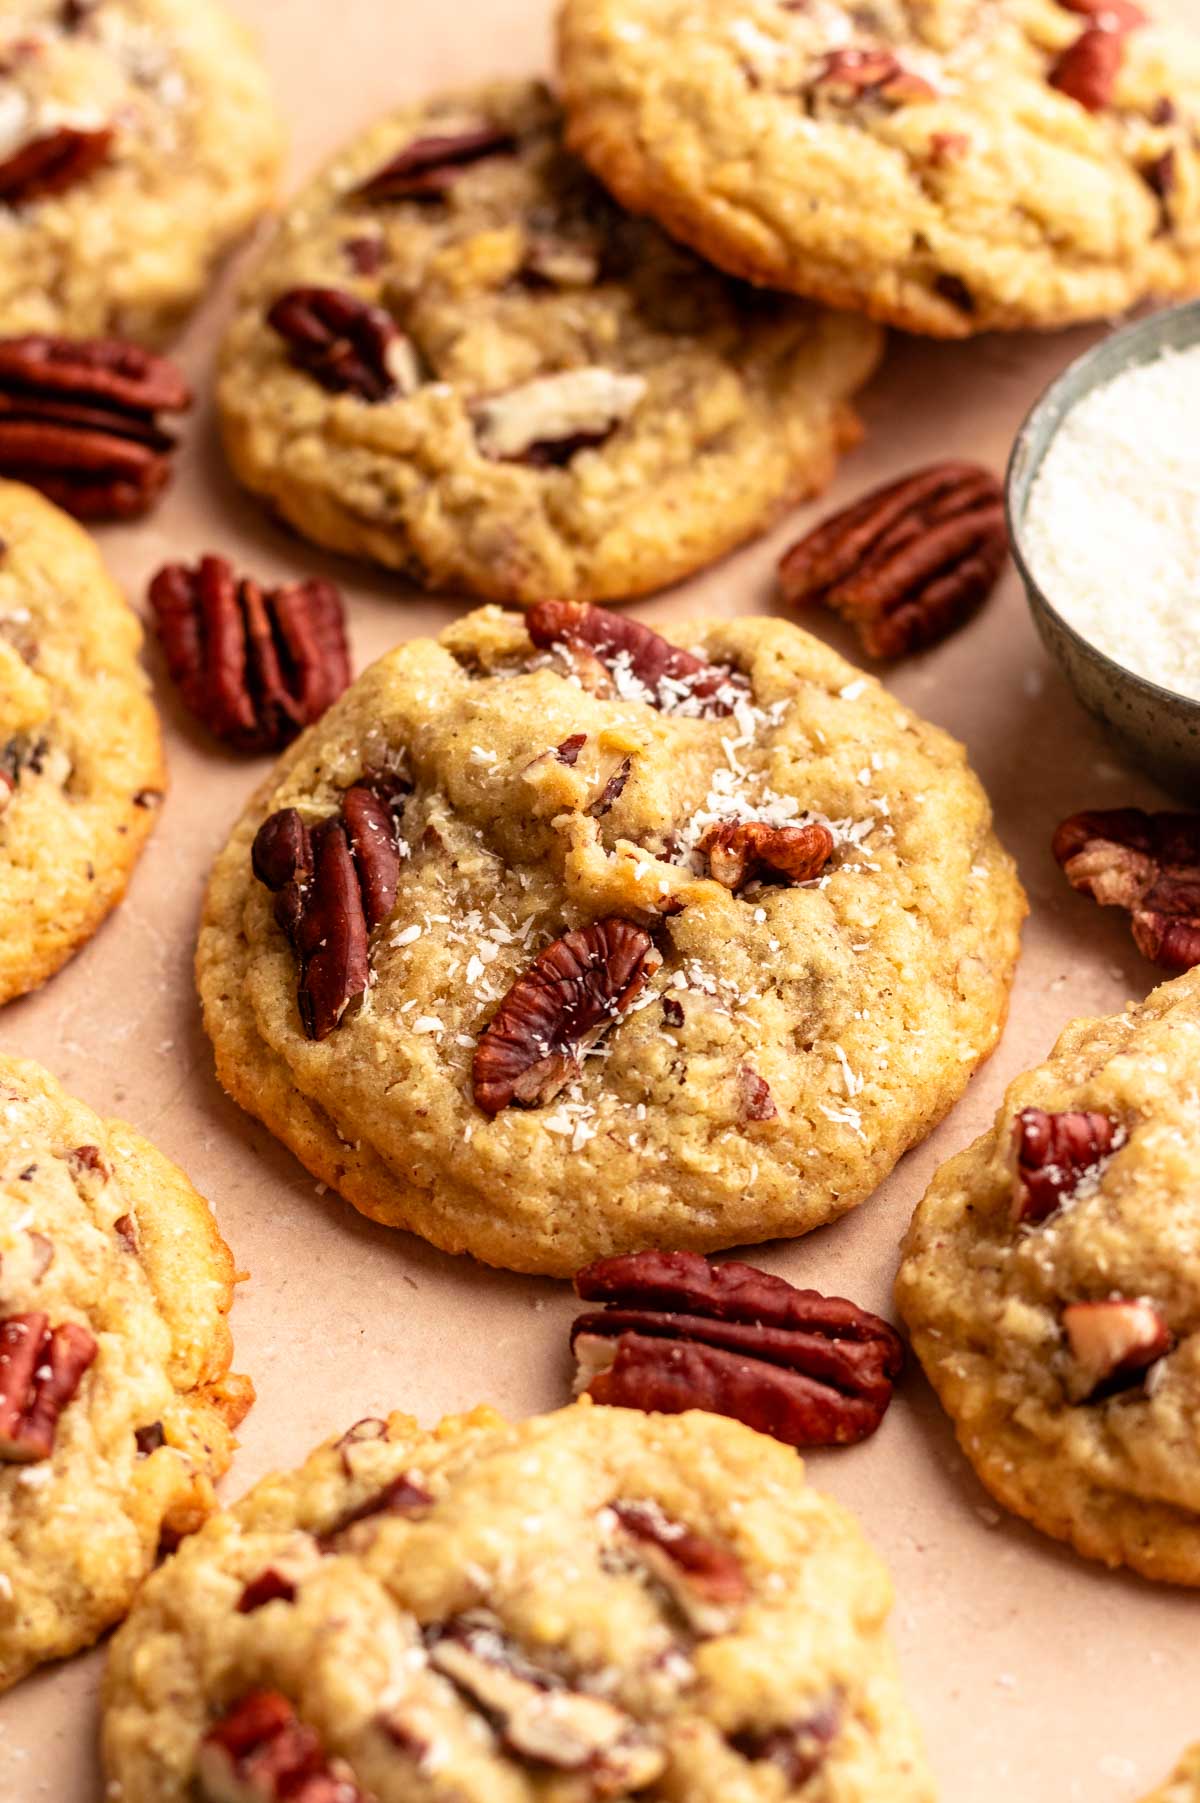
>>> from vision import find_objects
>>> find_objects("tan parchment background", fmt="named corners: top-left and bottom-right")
top-left (1, 1), bottom-right (1196, 1796)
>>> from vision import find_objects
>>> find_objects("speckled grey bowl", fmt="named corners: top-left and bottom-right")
top-left (1007, 300), bottom-right (1200, 802)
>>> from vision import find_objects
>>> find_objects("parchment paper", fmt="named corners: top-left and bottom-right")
top-left (1, 3), bottom-right (1195, 1796)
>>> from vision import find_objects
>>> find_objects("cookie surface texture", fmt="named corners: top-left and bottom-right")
top-left (0, 0), bottom-right (282, 342)
top-left (897, 967), bottom-right (1200, 1584)
top-left (197, 603), bottom-right (1025, 1276)
top-left (557, 0), bottom-right (1200, 337)
top-left (102, 1400), bottom-right (934, 1802)
top-left (0, 479), bottom-right (164, 1005)
top-left (0, 1055), bottom-right (253, 1691)
top-left (1141, 1748), bottom-right (1200, 1803)
top-left (216, 79), bottom-right (882, 604)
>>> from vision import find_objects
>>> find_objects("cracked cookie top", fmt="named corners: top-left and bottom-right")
top-left (558, 0), bottom-right (1200, 336)
top-left (897, 965), bottom-right (1200, 1585)
top-left (0, 0), bottom-right (281, 342)
top-left (0, 1054), bottom-right (252, 1691)
top-left (216, 79), bottom-right (882, 605)
top-left (197, 602), bottom-right (1024, 1276)
top-left (0, 478), bottom-right (164, 1005)
top-left (101, 1400), bottom-right (933, 1803)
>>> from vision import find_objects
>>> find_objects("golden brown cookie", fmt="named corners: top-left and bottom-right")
top-left (1141, 1748), bottom-right (1200, 1803)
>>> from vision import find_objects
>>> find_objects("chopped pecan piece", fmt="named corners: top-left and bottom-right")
top-left (426, 1617), bottom-right (665, 1790)
top-left (0, 1312), bottom-right (96, 1461)
top-left (267, 287), bottom-right (419, 402)
top-left (473, 918), bottom-right (659, 1115)
top-left (0, 122), bottom-right (114, 205)
top-left (572, 1249), bottom-right (903, 1449)
top-left (252, 777), bottom-right (409, 1039)
top-left (0, 334), bottom-right (191, 519)
top-left (473, 367), bottom-right (646, 465)
top-left (197, 1690), bottom-right (367, 1803)
top-left (1049, 24), bottom-right (1126, 109)
top-left (1052, 808), bottom-right (1200, 971)
top-left (811, 47), bottom-right (937, 105)
top-left (737, 1064), bottom-right (777, 1123)
top-left (701, 820), bottom-right (834, 892)
top-left (318, 1471), bottom-right (433, 1547)
top-left (237, 1568), bottom-right (298, 1613)
top-left (354, 124), bottom-right (516, 201)
top-left (527, 600), bottom-right (745, 717)
top-left (1011, 1107), bottom-right (1126, 1224)
top-left (1063, 1298), bottom-right (1171, 1401)
top-left (779, 462), bottom-right (1007, 658)
top-left (730, 1700), bottom-right (841, 1786)
top-left (609, 1498), bottom-right (747, 1637)
top-left (149, 556), bottom-right (350, 754)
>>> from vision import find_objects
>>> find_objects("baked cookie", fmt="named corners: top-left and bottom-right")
top-left (0, 1055), bottom-right (253, 1691)
top-left (101, 1400), bottom-right (933, 1802)
top-left (0, 0), bottom-right (282, 343)
top-left (896, 967), bottom-right (1200, 1584)
top-left (216, 80), bottom-right (882, 605)
top-left (557, 0), bottom-right (1200, 337)
top-left (1142, 1749), bottom-right (1200, 1802)
top-left (196, 600), bottom-right (1024, 1276)
top-left (0, 479), bottom-right (164, 1005)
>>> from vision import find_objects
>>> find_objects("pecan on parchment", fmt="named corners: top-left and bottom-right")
top-left (426, 1616), bottom-right (665, 1789)
top-left (1063, 1298), bottom-right (1171, 1401)
top-left (354, 123), bottom-right (516, 201)
top-left (731, 1700), bottom-right (842, 1788)
top-left (700, 820), bottom-right (834, 892)
top-left (252, 776), bottom-right (409, 1039)
top-left (779, 462), bottom-right (1007, 658)
top-left (1011, 1107), bottom-right (1126, 1225)
top-left (1052, 808), bottom-right (1200, 970)
top-left (472, 918), bottom-right (659, 1115)
top-left (0, 1311), bottom-right (96, 1461)
top-left (267, 287), bottom-right (420, 401)
top-left (527, 600), bottom-right (746, 717)
top-left (197, 1690), bottom-right (367, 1803)
top-left (571, 1249), bottom-right (904, 1449)
top-left (0, 122), bottom-right (113, 205)
top-left (608, 1498), bottom-right (747, 1638)
top-left (1049, 25), bottom-right (1127, 109)
top-left (0, 334), bottom-right (191, 519)
top-left (148, 556), bottom-right (351, 754)
top-left (810, 47), bottom-right (937, 107)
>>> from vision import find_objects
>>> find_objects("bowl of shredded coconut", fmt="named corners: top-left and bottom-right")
top-left (1008, 300), bottom-right (1200, 798)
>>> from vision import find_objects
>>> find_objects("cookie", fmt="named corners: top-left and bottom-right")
top-left (0, 0), bottom-right (282, 344)
top-left (196, 600), bottom-right (1024, 1277)
top-left (101, 1400), bottom-right (933, 1802)
top-left (896, 967), bottom-right (1200, 1585)
top-left (0, 1055), bottom-right (253, 1691)
top-left (0, 479), bottom-right (164, 1005)
top-left (216, 80), bottom-right (882, 606)
top-left (557, 0), bottom-right (1200, 337)
top-left (1143, 1749), bottom-right (1200, 1803)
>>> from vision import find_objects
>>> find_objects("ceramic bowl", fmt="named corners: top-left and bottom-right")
top-left (1006, 300), bottom-right (1200, 801)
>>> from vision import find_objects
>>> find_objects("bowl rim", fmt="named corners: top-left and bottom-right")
top-left (1005, 298), bottom-right (1200, 721)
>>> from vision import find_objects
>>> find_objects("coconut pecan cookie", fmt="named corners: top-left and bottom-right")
top-left (196, 601), bottom-right (1024, 1276)
top-left (1142, 1748), bottom-right (1200, 1802)
top-left (101, 1400), bottom-right (933, 1802)
top-left (0, 0), bottom-right (281, 343)
top-left (216, 79), bottom-right (882, 605)
top-left (558, 0), bottom-right (1200, 337)
top-left (0, 1055), bottom-right (252, 1691)
top-left (0, 478), bottom-right (164, 1005)
top-left (897, 966), bottom-right (1200, 1585)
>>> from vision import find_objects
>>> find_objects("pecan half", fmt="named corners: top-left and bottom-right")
top-left (354, 124), bottom-right (516, 201)
top-left (527, 600), bottom-right (744, 717)
top-left (1049, 24), bottom-right (1126, 109)
top-left (252, 777), bottom-right (409, 1039)
top-left (1052, 808), bottom-right (1200, 971)
top-left (148, 556), bottom-right (350, 753)
top-left (1011, 1107), bottom-right (1126, 1224)
top-left (572, 1249), bottom-right (903, 1449)
top-left (700, 820), bottom-right (834, 892)
top-left (473, 918), bottom-right (659, 1115)
top-left (811, 46), bottom-right (937, 106)
top-left (730, 1700), bottom-right (841, 1787)
top-left (0, 334), bottom-right (191, 519)
top-left (609, 1498), bottom-right (747, 1637)
top-left (779, 462), bottom-right (1007, 658)
top-left (197, 1690), bottom-right (367, 1803)
top-left (426, 1617), bottom-right (665, 1790)
top-left (0, 122), bottom-right (113, 205)
top-left (0, 1312), bottom-right (96, 1461)
top-left (1063, 1298), bottom-right (1171, 1401)
top-left (267, 287), bottom-right (419, 402)
top-left (473, 367), bottom-right (646, 465)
